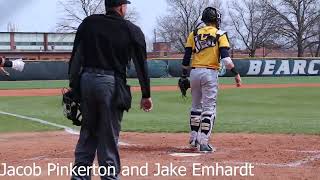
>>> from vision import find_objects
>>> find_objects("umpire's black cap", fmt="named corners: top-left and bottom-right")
top-left (105, 0), bottom-right (131, 8)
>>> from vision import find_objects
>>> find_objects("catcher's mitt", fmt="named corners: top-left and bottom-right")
top-left (62, 88), bottom-right (82, 126)
top-left (178, 77), bottom-right (190, 97)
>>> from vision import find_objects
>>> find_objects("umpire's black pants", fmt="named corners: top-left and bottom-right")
top-left (72, 72), bottom-right (123, 180)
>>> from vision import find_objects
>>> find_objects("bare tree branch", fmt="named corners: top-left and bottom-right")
top-left (263, 0), bottom-right (320, 57)
top-left (57, 0), bottom-right (139, 32)
top-left (227, 0), bottom-right (279, 57)
top-left (156, 0), bottom-right (222, 52)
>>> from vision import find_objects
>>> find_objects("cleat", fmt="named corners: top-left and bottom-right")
top-left (199, 144), bottom-right (216, 153)
top-left (189, 139), bottom-right (199, 148)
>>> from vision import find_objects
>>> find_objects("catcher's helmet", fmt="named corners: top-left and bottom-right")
top-left (201, 7), bottom-right (221, 28)
top-left (105, 0), bottom-right (131, 8)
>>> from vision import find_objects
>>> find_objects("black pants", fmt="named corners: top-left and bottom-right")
top-left (72, 72), bottom-right (123, 180)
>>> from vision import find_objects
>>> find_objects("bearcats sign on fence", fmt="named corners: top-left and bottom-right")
top-left (0, 59), bottom-right (319, 81)
top-left (247, 60), bottom-right (320, 76)
top-left (230, 59), bottom-right (320, 77)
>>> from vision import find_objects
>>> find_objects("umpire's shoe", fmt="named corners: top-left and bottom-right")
top-left (199, 144), bottom-right (216, 153)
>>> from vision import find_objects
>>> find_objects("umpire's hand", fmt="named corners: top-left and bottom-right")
top-left (141, 98), bottom-right (153, 112)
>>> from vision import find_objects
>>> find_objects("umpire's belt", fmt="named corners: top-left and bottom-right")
top-left (83, 67), bottom-right (115, 76)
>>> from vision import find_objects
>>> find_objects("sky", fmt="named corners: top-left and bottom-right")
top-left (0, 0), bottom-right (168, 40)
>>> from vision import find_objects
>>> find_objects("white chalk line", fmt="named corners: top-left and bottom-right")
top-left (0, 111), bottom-right (132, 146)
top-left (0, 110), bottom-right (79, 135)
top-left (222, 161), bottom-right (289, 168)
top-left (285, 149), bottom-right (320, 154)
top-left (24, 156), bottom-right (73, 162)
top-left (170, 153), bottom-right (202, 157)
top-left (27, 156), bottom-right (48, 161)
top-left (286, 154), bottom-right (320, 167)
top-left (223, 153), bottom-right (320, 168)
top-left (173, 148), bottom-right (320, 168)
top-left (172, 148), bottom-right (320, 168)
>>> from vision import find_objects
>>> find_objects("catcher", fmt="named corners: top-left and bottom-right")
top-left (179, 7), bottom-right (242, 153)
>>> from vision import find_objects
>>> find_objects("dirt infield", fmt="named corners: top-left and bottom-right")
top-left (0, 131), bottom-right (319, 180)
top-left (0, 83), bottom-right (320, 97)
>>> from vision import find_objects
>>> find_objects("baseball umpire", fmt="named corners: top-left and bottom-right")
top-left (69, 0), bottom-right (153, 179)
top-left (180, 7), bottom-right (242, 153)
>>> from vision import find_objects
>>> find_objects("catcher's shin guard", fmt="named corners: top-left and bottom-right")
top-left (190, 111), bottom-right (202, 143)
top-left (199, 112), bottom-right (216, 145)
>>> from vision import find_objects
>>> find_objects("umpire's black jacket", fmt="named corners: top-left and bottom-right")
top-left (69, 9), bottom-right (151, 98)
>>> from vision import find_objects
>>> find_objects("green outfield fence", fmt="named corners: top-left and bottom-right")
top-left (0, 58), bottom-right (319, 81)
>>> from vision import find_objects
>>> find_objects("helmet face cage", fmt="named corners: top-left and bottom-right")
top-left (202, 7), bottom-right (222, 29)
top-left (62, 88), bottom-right (82, 126)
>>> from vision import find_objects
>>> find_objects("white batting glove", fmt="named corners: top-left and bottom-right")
top-left (12, 59), bottom-right (25, 72)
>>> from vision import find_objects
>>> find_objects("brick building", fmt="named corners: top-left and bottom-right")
top-left (0, 32), bottom-right (316, 60)
top-left (0, 32), bottom-right (74, 60)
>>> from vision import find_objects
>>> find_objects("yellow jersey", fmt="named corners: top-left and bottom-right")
top-left (185, 26), bottom-right (230, 69)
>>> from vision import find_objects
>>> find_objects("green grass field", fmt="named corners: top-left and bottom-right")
top-left (0, 114), bottom-right (58, 133)
top-left (0, 76), bottom-right (319, 90)
top-left (0, 76), bottom-right (319, 134)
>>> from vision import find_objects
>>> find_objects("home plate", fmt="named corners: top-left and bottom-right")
top-left (119, 142), bottom-right (132, 146)
top-left (170, 153), bottom-right (202, 157)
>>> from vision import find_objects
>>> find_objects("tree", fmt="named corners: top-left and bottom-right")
top-left (156, 0), bottom-right (222, 52)
top-left (57, 0), bottom-right (139, 32)
top-left (306, 22), bottom-right (320, 57)
top-left (125, 7), bottom-right (139, 23)
top-left (263, 0), bottom-right (320, 57)
top-left (314, 24), bottom-right (320, 56)
top-left (227, 0), bottom-right (279, 57)
top-left (57, 0), bottom-right (105, 31)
